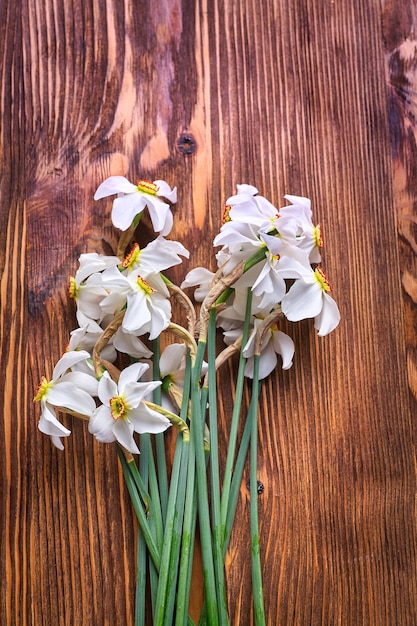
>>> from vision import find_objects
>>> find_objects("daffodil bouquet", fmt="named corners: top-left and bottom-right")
top-left (35, 176), bottom-right (340, 626)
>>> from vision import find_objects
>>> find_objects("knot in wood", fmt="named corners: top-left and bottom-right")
top-left (177, 133), bottom-right (197, 155)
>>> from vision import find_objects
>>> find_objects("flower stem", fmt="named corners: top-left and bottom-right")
top-left (117, 447), bottom-right (161, 572)
top-left (153, 338), bottom-right (169, 522)
top-left (249, 355), bottom-right (266, 626)
top-left (135, 522), bottom-right (147, 626)
top-left (153, 433), bottom-right (186, 625)
top-left (175, 440), bottom-right (197, 626)
top-left (207, 307), bottom-right (229, 624)
top-left (220, 288), bottom-right (252, 544)
top-left (190, 340), bottom-right (219, 626)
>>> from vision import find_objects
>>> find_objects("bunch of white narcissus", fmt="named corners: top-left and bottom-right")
top-left (35, 176), bottom-right (340, 449)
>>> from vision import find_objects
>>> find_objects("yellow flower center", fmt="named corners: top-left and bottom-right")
top-left (313, 224), bottom-right (324, 248)
top-left (314, 266), bottom-right (332, 292)
top-left (34, 376), bottom-right (52, 402)
top-left (137, 275), bottom-right (156, 295)
top-left (137, 180), bottom-right (158, 195)
top-left (222, 205), bottom-right (232, 223)
top-left (122, 243), bottom-right (141, 269)
top-left (68, 276), bottom-right (78, 299)
top-left (110, 396), bottom-right (128, 420)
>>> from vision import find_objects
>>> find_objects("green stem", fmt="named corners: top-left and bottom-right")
top-left (153, 338), bottom-right (169, 522)
top-left (117, 447), bottom-right (161, 572)
top-left (207, 307), bottom-right (229, 624)
top-left (220, 288), bottom-right (252, 545)
top-left (163, 439), bottom-right (190, 625)
top-left (191, 340), bottom-right (219, 626)
top-left (135, 521), bottom-right (147, 626)
top-left (175, 441), bottom-right (197, 626)
top-left (249, 355), bottom-right (266, 626)
top-left (153, 434), bottom-right (185, 625)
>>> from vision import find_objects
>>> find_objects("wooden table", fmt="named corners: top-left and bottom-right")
top-left (1, 0), bottom-right (416, 623)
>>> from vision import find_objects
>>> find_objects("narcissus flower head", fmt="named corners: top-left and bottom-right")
top-left (94, 176), bottom-right (177, 235)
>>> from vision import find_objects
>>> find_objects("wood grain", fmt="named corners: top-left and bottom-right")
top-left (1, 0), bottom-right (416, 624)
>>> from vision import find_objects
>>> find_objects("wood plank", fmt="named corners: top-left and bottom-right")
top-left (1, 0), bottom-right (416, 623)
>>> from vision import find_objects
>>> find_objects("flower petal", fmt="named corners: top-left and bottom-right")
top-left (47, 381), bottom-right (96, 416)
top-left (113, 419), bottom-right (140, 454)
top-left (129, 405), bottom-right (171, 434)
top-left (281, 279), bottom-right (323, 321)
top-left (88, 405), bottom-right (117, 443)
top-left (271, 330), bottom-right (295, 370)
top-left (118, 362), bottom-right (150, 393)
top-left (52, 350), bottom-right (91, 380)
top-left (112, 194), bottom-right (146, 231)
top-left (154, 180), bottom-right (177, 203)
top-left (159, 343), bottom-right (187, 378)
top-left (97, 372), bottom-right (118, 405)
top-left (38, 402), bottom-right (71, 439)
top-left (314, 292), bottom-right (341, 336)
top-left (94, 176), bottom-right (138, 200)
top-left (124, 380), bottom-right (161, 408)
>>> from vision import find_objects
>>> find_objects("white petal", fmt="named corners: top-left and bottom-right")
top-left (130, 405), bottom-right (171, 434)
top-left (154, 180), bottom-right (177, 203)
top-left (47, 381), bottom-right (96, 416)
top-left (271, 330), bottom-right (295, 370)
top-left (50, 436), bottom-right (65, 451)
top-left (52, 350), bottom-right (91, 380)
top-left (146, 197), bottom-right (172, 233)
top-left (123, 291), bottom-right (151, 333)
top-left (118, 362), bottom-right (150, 393)
top-left (256, 343), bottom-right (278, 379)
top-left (159, 343), bottom-right (186, 377)
top-left (124, 380), bottom-right (161, 408)
top-left (38, 403), bottom-right (71, 438)
top-left (62, 371), bottom-right (98, 396)
top-left (88, 405), bottom-right (117, 442)
top-left (314, 293), bottom-right (341, 336)
top-left (113, 328), bottom-right (153, 358)
top-left (113, 419), bottom-right (140, 454)
top-left (281, 280), bottom-right (323, 321)
top-left (148, 298), bottom-right (171, 340)
top-left (284, 194), bottom-right (311, 212)
top-left (76, 252), bottom-right (120, 283)
top-left (112, 194), bottom-right (146, 231)
top-left (98, 372), bottom-right (118, 405)
top-left (94, 176), bottom-right (138, 200)
top-left (236, 183), bottom-right (259, 196)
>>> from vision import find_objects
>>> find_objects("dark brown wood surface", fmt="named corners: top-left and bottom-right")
top-left (1, 0), bottom-right (416, 623)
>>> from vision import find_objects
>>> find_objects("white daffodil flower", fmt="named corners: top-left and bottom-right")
top-left (112, 326), bottom-right (153, 359)
top-left (88, 362), bottom-right (170, 454)
top-left (121, 236), bottom-right (189, 274)
top-left (281, 265), bottom-right (340, 336)
top-left (280, 194), bottom-right (323, 263)
top-left (34, 350), bottom-right (97, 450)
top-left (180, 267), bottom-right (215, 302)
top-left (68, 253), bottom-right (120, 321)
top-left (68, 318), bottom-right (117, 363)
top-left (94, 176), bottom-right (177, 235)
top-left (242, 318), bottom-right (295, 379)
top-left (99, 267), bottom-right (171, 340)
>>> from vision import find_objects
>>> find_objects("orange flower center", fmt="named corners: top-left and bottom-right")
top-left (137, 180), bottom-right (158, 195)
top-left (110, 396), bottom-right (128, 420)
top-left (34, 376), bottom-right (51, 402)
top-left (137, 275), bottom-right (156, 295)
top-left (122, 243), bottom-right (141, 269)
top-left (68, 276), bottom-right (78, 299)
top-left (314, 266), bottom-right (332, 292)
top-left (313, 224), bottom-right (324, 248)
